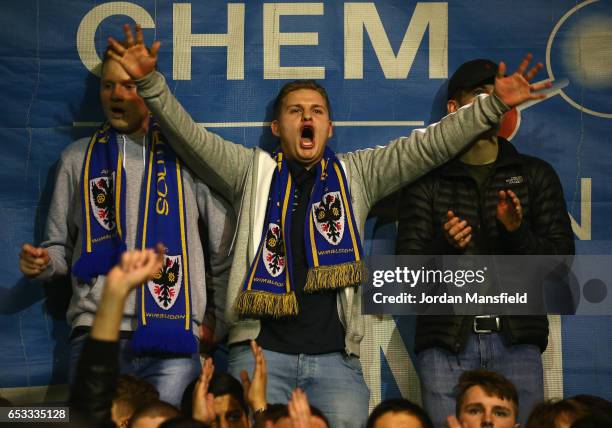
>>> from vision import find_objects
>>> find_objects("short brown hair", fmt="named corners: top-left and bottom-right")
top-left (454, 369), bottom-right (519, 417)
top-left (129, 401), bottom-right (179, 428)
top-left (113, 374), bottom-right (159, 418)
top-left (272, 80), bottom-right (332, 119)
top-left (525, 395), bottom-right (612, 428)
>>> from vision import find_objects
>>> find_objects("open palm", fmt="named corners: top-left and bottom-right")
top-left (494, 54), bottom-right (550, 107)
top-left (107, 23), bottom-right (160, 80)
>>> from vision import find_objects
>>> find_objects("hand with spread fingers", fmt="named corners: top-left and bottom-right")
top-left (494, 53), bottom-right (550, 107)
top-left (240, 340), bottom-right (268, 414)
top-left (443, 210), bottom-right (472, 250)
top-left (19, 244), bottom-right (50, 277)
top-left (496, 189), bottom-right (523, 232)
top-left (107, 23), bottom-right (160, 80)
top-left (192, 358), bottom-right (216, 424)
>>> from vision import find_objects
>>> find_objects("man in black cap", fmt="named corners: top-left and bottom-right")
top-left (395, 59), bottom-right (575, 427)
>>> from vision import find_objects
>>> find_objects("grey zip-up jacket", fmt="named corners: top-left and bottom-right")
top-left (137, 71), bottom-right (509, 356)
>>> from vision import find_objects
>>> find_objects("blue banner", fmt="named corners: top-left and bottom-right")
top-left (1, 0), bottom-right (611, 404)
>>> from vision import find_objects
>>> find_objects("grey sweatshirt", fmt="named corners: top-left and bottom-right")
top-left (38, 133), bottom-right (235, 333)
top-left (137, 71), bottom-right (509, 356)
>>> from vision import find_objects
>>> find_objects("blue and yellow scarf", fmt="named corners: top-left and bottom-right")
top-left (72, 121), bottom-right (196, 354)
top-left (236, 147), bottom-right (365, 318)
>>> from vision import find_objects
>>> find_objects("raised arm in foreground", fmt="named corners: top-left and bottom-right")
top-left (70, 248), bottom-right (163, 427)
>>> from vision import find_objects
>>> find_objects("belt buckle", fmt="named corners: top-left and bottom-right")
top-left (473, 315), bottom-right (500, 334)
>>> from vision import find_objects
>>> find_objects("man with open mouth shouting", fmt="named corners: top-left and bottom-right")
top-left (18, 45), bottom-right (235, 408)
top-left (106, 23), bottom-right (550, 428)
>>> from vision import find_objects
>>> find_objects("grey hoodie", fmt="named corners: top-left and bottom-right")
top-left (38, 132), bottom-right (235, 334)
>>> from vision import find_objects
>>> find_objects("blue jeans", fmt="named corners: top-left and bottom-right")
top-left (416, 332), bottom-right (543, 428)
top-left (69, 333), bottom-right (201, 407)
top-left (228, 345), bottom-right (370, 428)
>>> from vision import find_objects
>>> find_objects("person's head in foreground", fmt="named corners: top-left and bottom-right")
top-left (366, 398), bottom-right (433, 428)
top-left (111, 374), bottom-right (160, 428)
top-left (453, 369), bottom-right (519, 428)
top-left (207, 372), bottom-right (250, 428)
top-left (264, 403), bottom-right (329, 428)
top-left (525, 394), bottom-right (612, 428)
top-left (129, 401), bottom-right (179, 428)
top-left (271, 80), bottom-right (333, 169)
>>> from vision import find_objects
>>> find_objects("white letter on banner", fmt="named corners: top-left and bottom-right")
top-left (344, 2), bottom-right (447, 79)
top-left (173, 3), bottom-right (245, 80)
top-left (569, 178), bottom-right (591, 240)
top-left (263, 3), bottom-right (325, 79)
top-left (77, 2), bottom-right (155, 76)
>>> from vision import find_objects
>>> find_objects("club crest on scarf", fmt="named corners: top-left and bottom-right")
top-left (312, 191), bottom-right (344, 245)
top-left (263, 223), bottom-right (285, 277)
top-left (89, 173), bottom-right (116, 231)
top-left (147, 254), bottom-right (183, 310)
top-left (236, 147), bottom-right (366, 318)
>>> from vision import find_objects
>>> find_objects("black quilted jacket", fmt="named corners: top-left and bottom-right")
top-left (395, 139), bottom-right (575, 354)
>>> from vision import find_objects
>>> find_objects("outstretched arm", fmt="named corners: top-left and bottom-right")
top-left (71, 248), bottom-right (163, 427)
top-left (345, 54), bottom-right (550, 210)
top-left (107, 24), bottom-right (252, 200)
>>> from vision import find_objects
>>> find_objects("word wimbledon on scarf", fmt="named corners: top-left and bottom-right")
top-left (237, 147), bottom-right (365, 318)
top-left (73, 121), bottom-right (196, 354)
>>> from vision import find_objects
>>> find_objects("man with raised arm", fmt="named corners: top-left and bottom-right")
top-left (106, 23), bottom-right (548, 428)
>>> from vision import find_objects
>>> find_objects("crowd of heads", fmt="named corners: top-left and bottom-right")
top-left (45, 360), bottom-right (608, 428)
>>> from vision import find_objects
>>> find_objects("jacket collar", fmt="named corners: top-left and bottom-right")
top-left (438, 138), bottom-right (522, 177)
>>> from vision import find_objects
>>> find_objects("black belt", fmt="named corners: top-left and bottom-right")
top-left (473, 315), bottom-right (502, 333)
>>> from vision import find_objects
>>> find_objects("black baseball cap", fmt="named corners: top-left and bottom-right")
top-left (447, 59), bottom-right (498, 101)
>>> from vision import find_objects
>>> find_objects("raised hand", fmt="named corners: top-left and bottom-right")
top-left (288, 389), bottom-right (314, 428)
top-left (496, 190), bottom-right (522, 232)
top-left (494, 53), bottom-right (550, 107)
top-left (106, 23), bottom-right (160, 80)
top-left (104, 245), bottom-right (165, 299)
top-left (92, 247), bottom-right (164, 342)
top-left (443, 211), bottom-right (472, 250)
top-left (240, 340), bottom-right (268, 413)
top-left (193, 358), bottom-right (216, 424)
top-left (19, 244), bottom-right (50, 277)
